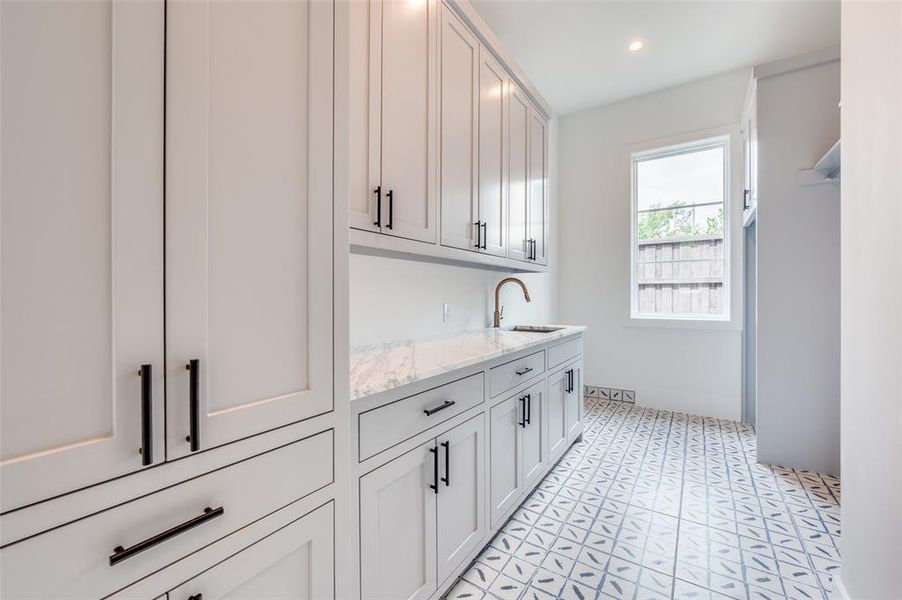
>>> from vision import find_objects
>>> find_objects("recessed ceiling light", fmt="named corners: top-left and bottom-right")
top-left (629, 40), bottom-right (644, 52)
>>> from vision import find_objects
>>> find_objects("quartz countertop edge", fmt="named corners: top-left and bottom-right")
top-left (349, 325), bottom-right (586, 401)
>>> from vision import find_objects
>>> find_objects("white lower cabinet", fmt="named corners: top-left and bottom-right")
top-left (360, 414), bottom-right (485, 599)
top-left (489, 395), bottom-right (522, 526)
top-left (547, 368), bottom-right (568, 461)
top-left (436, 416), bottom-right (486, 584)
top-left (489, 380), bottom-right (544, 527)
top-left (166, 502), bottom-right (334, 600)
top-left (565, 362), bottom-right (583, 443)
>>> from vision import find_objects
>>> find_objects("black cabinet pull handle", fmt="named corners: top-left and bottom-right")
top-left (424, 399), bottom-right (455, 416)
top-left (526, 393), bottom-right (532, 425)
top-left (743, 189), bottom-right (750, 210)
top-left (186, 359), bottom-right (200, 451)
top-left (429, 446), bottom-right (438, 494)
top-left (188, 595), bottom-right (203, 600)
top-left (530, 239), bottom-right (537, 260)
top-left (481, 222), bottom-right (487, 249)
top-left (518, 396), bottom-right (526, 428)
top-left (139, 364), bottom-right (153, 466)
top-left (374, 186), bottom-right (382, 227)
top-left (441, 440), bottom-right (450, 486)
top-left (566, 369), bottom-right (571, 393)
top-left (474, 221), bottom-right (482, 249)
top-left (386, 190), bottom-right (393, 229)
top-left (110, 506), bottom-right (224, 566)
top-left (515, 367), bottom-right (533, 376)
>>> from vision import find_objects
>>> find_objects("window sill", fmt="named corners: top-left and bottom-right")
top-left (625, 315), bottom-right (741, 332)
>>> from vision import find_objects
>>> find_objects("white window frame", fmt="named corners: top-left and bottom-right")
top-left (629, 135), bottom-right (732, 323)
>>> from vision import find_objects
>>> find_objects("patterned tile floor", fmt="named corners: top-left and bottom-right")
top-left (446, 398), bottom-right (841, 600)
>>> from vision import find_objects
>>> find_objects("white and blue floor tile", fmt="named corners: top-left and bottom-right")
top-left (445, 399), bottom-right (841, 600)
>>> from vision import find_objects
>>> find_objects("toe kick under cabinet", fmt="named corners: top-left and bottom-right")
top-left (1, 0), bottom-right (339, 596)
top-left (350, 330), bottom-right (584, 600)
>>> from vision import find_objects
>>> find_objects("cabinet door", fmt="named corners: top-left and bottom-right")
top-left (547, 369), bottom-right (568, 461)
top-left (167, 503), bottom-right (334, 600)
top-left (379, 0), bottom-right (438, 242)
top-left (166, 0), bottom-right (333, 458)
top-left (565, 363), bottom-right (583, 443)
top-left (507, 83), bottom-right (531, 263)
top-left (348, 0), bottom-right (382, 232)
top-left (478, 48), bottom-right (507, 257)
top-left (489, 395), bottom-right (522, 527)
top-left (520, 382), bottom-right (546, 492)
top-left (528, 109), bottom-right (549, 265)
top-left (360, 441), bottom-right (437, 600)
top-left (439, 5), bottom-right (479, 252)
top-left (0, 0), bottom-right (165, 511)
top-left (437, 415), bottom-right (486, 584)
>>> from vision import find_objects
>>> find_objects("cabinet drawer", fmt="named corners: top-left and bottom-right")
top-left (359, 373), bottom-right (484, 461)
top-left (548, 337), bottom-right (583, 370)
top-left (489, 351), bottom-right (545, 397)
top-left (0, 430), bottom-right (333, 600)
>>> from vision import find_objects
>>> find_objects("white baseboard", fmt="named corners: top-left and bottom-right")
top-left (833, 573), bottom-right (852, 600)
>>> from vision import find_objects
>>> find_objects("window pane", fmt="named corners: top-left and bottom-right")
top-left (634, 144), bottom-right (726, 318)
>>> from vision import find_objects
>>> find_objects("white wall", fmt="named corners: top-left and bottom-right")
top-left (755, 57), bottom-right (841, 475)
top-left (557, 69), bottom-right (748, 420)
top-left (349, 121), bottom-right (560, 348)
top-left (839, 1), bottom-right (902, 596)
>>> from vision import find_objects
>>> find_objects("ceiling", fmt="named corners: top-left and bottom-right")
top-left (471, 0), bottom-right (840, 114)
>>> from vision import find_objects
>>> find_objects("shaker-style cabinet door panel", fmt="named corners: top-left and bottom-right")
top-left (360, 442), bottom-right (438, 600)
top-left (520, 382), bottom-right (546, 492)
top-left (0, 0), bottom-right (165, 511)
top-left (378, 0), bottom-right (438, 243)
top-left (165, 0), bottom-right (333, 458)
top-left (528, 110), bottom-right (549, 265)
top-left (439, 4), bottom-right (479, 252)
top-left (489, 395), bottom-right (522, 527)
top-left (436, 415), bottom-right (486, 585)
top-left (167, 503), bottom-right (334, 600)
top-left (565, 363), bottom-right (583, 443)
top-left (547, 369), bottom-right (568, 461)
top-left (507, 84), bottom-right (531, 263)
top-left (478, 48), bottom-right (507, 258)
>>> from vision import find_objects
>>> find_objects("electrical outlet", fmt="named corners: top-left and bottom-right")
top-left (442, 302), bottom-right (451, 323)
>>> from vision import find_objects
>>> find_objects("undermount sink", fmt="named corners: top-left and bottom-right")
top-left (509, 325), bottom-right (565, 334)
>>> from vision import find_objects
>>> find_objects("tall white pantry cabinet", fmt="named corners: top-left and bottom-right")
top-left (1, 0), bottom-right (346, 598)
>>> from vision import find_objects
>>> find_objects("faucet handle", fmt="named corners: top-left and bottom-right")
top-left (499, 306), bottom-right (504, 321)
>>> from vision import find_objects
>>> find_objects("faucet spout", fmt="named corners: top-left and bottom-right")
top-left (493, 277), bottom-right (531, 328)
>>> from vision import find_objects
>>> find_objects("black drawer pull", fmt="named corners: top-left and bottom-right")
top-left (525, 393), bottom-right (532, 425)
top-left (386, 189), bottom-right (393, 229)
top-left (139, 364), bottom-right (153, 466)
top-left (515, 367), bottom-right (533, 376)
top-left (441, 440), bottom-right (450, 486)
top-left (518, 396), bottom-right (526, 428)
top-left (186, 359), bottom-right (200, 451)
top-left (374, 185), bottom-right (382, 227)
top-left (475, 221), bottom-right (482, 249)
top-left (481, 222), bottom-right (488, 250)
top-left (110, 506), bottom-right (224, 566)
top-left (423, 400), bottom-right (455, 416)
top-left (429, 446), bottom-right (438, 494)
top-left (188, 595), bottom-right (203, 600)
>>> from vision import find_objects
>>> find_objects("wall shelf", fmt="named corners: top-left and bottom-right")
top-left (798, 139), bottom-right (841, 186)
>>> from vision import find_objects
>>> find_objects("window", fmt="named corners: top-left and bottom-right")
top-left (630, 137), bottom-right (729, 320)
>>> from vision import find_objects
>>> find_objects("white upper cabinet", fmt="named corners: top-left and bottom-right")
top-left (507, 83), bottom-right (531, 263)
top-left (478, 48), bottom-right (508, 257)
top-left (165, 0), bottom-right (333, 458)
top-left (439, 4), bottom-right (479, 252)
top-left (349, 0), bottom-right (551, 271)
top-left (528, 110), bottom-right (549, 265)
top-left (0, 0), bottom-right (165, 511)
top-left (350, 0), bottom-right (438, 242)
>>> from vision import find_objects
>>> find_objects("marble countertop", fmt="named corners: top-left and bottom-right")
top-left (349, 325), bottom-right (586, 401)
